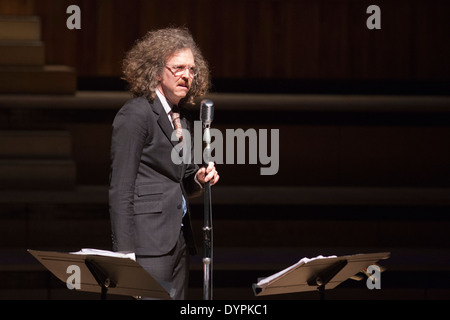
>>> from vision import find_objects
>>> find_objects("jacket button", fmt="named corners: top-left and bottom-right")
top-left (177, 204), bottom-right (182, 209)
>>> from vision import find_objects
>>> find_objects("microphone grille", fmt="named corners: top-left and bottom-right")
top-left (200, 99), bottom-right (214, 123)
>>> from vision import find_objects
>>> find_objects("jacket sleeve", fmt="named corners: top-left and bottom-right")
top-left (109, 100), bottom-right (149, 252)
top-left (183, 162), bottom-right (203, 198)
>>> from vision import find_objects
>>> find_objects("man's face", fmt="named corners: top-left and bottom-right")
top-left (157, 48), bottom-right (195, 106)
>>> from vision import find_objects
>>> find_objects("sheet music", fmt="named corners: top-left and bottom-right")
top-left (256, 255), bottom-right (337, 288)
top-left (70, 248), bottom-right (136, 261)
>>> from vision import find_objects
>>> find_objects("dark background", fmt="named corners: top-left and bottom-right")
top-left (3, 0), bottom-right (450, 90)
top-left (0, 0), bottom-right (449, 300)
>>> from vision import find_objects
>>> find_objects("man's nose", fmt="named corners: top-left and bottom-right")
top-left (182, 68), bottom-right (191, 78)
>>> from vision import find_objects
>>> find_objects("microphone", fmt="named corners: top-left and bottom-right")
top-left (199, 99), bottom-right (214, 300)
top-left (200, 99), bottom-right (214, 164)
top-left (200, 99), bottom-right (214, 128)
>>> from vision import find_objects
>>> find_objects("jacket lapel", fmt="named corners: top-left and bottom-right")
top-left (152, 96), bottom-right (179, 148)
top-left (151, 96), bottom-right (184, 179)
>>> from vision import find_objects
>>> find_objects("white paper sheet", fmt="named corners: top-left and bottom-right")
top-left (70, 248), bottom-right (136, 261)
top-left (257, 255), bottom-right (337, 288)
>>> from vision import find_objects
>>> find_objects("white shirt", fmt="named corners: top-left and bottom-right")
top-left (155, 88), bottom-right (175, 129)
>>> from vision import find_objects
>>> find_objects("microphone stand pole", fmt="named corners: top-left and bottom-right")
top-left (202, 123), bottom-right (213, 300)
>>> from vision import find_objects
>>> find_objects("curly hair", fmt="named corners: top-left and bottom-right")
top-left (122, 27), bottom-right (210, 106)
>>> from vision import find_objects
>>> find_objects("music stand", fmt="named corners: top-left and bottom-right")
top-left (28, 249), bottom-right (172, 300)
top-left (253, 252), bottom-right (390, 300)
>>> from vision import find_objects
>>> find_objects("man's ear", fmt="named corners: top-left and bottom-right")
top-left (156, 69), bottom-right (163, 82)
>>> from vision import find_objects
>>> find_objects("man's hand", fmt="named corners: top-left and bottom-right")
top-left (196, 162), bottom-right (219, 186)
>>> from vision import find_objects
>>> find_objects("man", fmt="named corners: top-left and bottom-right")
top-left (109, 28), bottom-right (219, 300)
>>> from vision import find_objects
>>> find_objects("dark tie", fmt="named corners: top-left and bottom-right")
top-left (169, 108), bottom-right (187, 220)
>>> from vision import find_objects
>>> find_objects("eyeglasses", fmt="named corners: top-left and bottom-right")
top-left (166, 64), bottom-right (199, 78)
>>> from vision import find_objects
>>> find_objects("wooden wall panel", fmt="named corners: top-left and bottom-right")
top-left (0, 0), bottom-right (449, 80)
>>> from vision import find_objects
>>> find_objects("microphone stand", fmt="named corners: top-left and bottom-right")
top-left (202, 122), bottom-right (213, 300)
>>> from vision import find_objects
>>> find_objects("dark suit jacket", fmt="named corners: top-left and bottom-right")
top-left (109, 96), bottom-right (201, 256)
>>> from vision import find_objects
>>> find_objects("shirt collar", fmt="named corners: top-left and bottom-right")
top-left (155, 88), bottom-right (173, 115)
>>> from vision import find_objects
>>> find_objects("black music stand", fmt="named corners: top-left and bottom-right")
top-left (28, 249), bottom-right (172, 300)
top-left (253, 252), bottom-right (390, 300)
